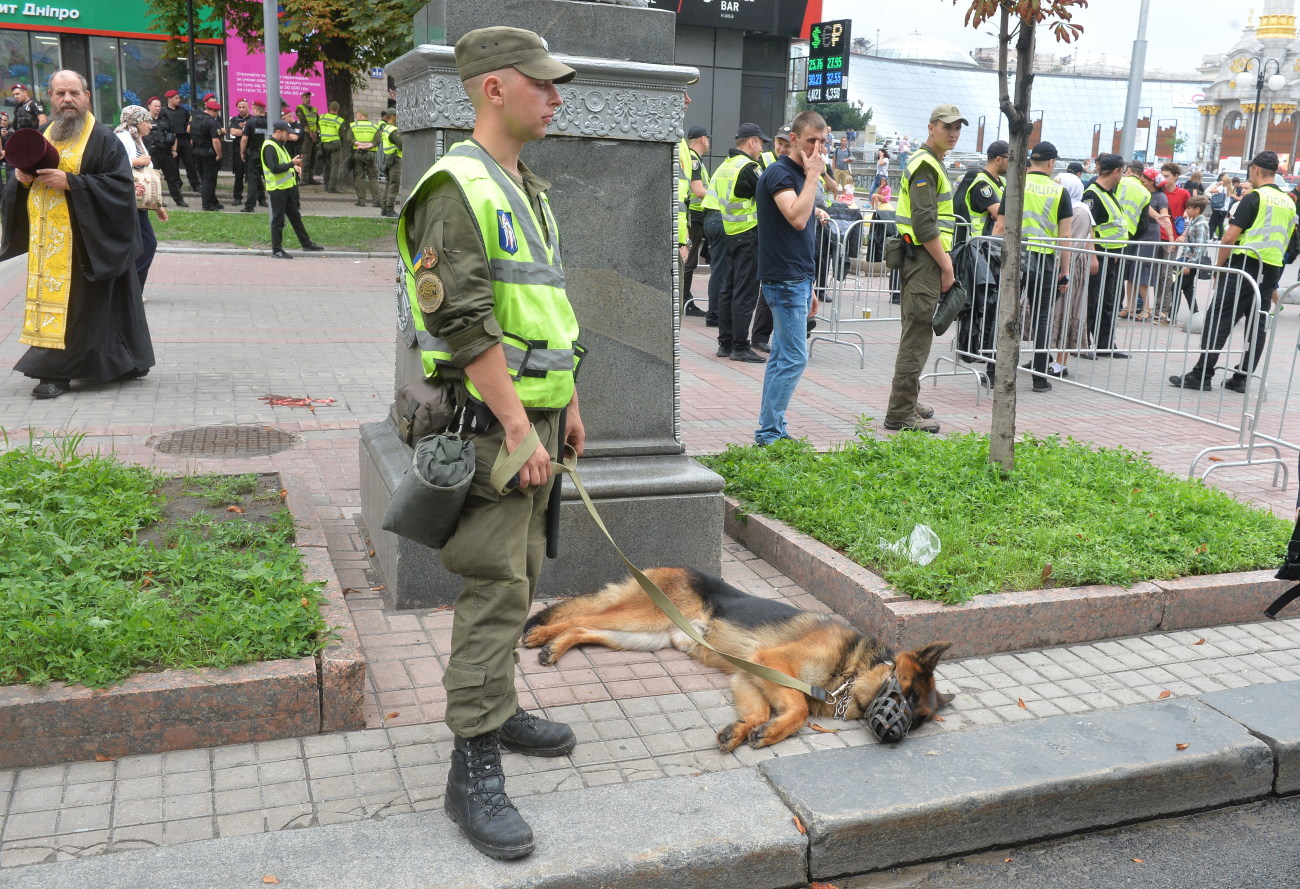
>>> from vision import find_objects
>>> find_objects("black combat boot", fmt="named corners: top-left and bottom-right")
top-left (498, 707), bottom-right (577, 757)
top-left (444, 731), bottom-right (534, 860)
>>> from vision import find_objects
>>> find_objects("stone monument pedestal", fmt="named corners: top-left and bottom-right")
top-left (360, 0), bottom-right (725, 609)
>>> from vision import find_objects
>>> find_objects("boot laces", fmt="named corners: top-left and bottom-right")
top-left (465, 736), bottom-right (516, 817)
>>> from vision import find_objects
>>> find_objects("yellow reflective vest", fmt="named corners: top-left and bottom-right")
top-left (318, 112), bottom-right (343, 143)
top-left (1021, 171), bottom-right (1066, 254)
top-left (709, 154), bottom-right (759, 235)
top-left (350, 119), bottom-right (379, 151)
top-left (398, 141), bottom-right (581, 408)
top-left (1115, 175), bottom-right (1148, 238)
top-left (380, 122), bottom-right (402, 158)
top-left (261, 139), bottom-right (296, 191)
top-left (1084, 182), bottom-right (1127, 243)
top-left (895, 147), bottom-right (956, 251)
top-left (1235, 184), bottom-right (1297, 268)
top-left (676, 138), bottom-right (691, 244)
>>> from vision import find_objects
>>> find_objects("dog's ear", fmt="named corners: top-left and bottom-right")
top-left (913, 641), bottom-right (952, 673)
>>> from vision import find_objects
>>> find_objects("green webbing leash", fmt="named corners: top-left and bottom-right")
top-left (549, 448), bottom-right (835, 705)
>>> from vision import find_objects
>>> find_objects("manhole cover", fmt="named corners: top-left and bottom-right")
top-left (153, 425), bottom-right (299, 457)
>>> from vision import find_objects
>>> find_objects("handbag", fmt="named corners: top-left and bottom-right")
top-left (389, 378), bottom-right (457, 446)
top-left (133, 168), bottom-right (163, 211)
top-left (931, 280), bottom-right (968, 336)
top-left (380, 432), bottom-right (476, 549)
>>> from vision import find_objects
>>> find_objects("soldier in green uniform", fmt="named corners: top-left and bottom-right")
top-left (396, 26), bottom-right (584, 861)
top-left (318, 101), bottom-right (345, 193)
top-left (884, 103), bottom-right (965, 433)
top-left (294, 91), bottom-right (320, 185)
top-left (349, 109), bottom-right (380, 207)
top-left (378, 109), bottom-right (402, 218)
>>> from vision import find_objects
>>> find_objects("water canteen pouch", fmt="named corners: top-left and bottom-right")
top-left (390, 378), bottom-right (456, 447)
top-left (883, 236), bottom-right (905, 270)
top-left (931, 280), bottom-right (968, 337)
top-left (381, 432), bottom-right (476, 550)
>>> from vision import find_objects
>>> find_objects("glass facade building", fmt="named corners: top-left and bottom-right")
top-left (848, 53), bottom-right (1206, 163)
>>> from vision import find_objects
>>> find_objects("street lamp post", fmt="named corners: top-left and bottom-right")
top-left (1244, 56), bottom-right (1286, 161)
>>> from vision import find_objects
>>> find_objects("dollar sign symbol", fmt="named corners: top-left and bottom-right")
top-left (812, 27), bottom-right (821, 50)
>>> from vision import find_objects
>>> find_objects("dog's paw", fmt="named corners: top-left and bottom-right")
top-left (716, 724), bottom-right (745, 753)
top-left (537, 644), bottom-right (558, 667)
top-left (521, 627), bottom-right (546, 648)
top-left (747, 723), bottom-right (770, 748)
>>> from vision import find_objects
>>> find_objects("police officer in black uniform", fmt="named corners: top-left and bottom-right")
top-left (9, 83), bottom-right (45, 131)
top-left (240, 99), bottom-right (269, 212)
top-left (192, 98), bottom-right (224, 211)
top-left (146, 96), bottom-right (187, 207)
top-left (226, 98), bottom-right (249, 205)
top-left (160, 89), bottom-right (200, 191)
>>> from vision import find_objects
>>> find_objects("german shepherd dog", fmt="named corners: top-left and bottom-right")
top-left (522, 568), bottom-right (954, 751)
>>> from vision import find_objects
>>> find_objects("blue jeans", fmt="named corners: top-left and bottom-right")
top-left (754, 278), bottom-right (813, 445)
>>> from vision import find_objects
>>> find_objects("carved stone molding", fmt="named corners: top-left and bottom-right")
top-left (388, 45), bottom-right (698, 143)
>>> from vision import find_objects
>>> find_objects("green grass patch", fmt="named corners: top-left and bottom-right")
top-left (701, 431), bottom-right (1291, 605)
top-left (0, 436), bottom-right (333, 688)
top-left (154, 211), bottom-right (396, 251)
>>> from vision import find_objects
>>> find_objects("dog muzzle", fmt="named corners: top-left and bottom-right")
top-left (865, 674), bottom-right (914, 744)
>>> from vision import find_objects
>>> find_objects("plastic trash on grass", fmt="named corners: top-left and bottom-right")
top-left (878, 524), bottom-right (941, 566)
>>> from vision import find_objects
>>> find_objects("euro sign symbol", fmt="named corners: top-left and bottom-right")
top-left (811, 26), bottom-right (821, 50)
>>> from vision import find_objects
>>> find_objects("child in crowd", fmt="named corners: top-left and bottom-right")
top-left (1175, 194), bottom-right (1211, 321)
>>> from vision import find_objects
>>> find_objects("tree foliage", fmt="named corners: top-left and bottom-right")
top-left (952, 1), bottom-right (1088, 472)
top-left (796, 96), bottom-right (872, 132)
top-left (146, 0), bottom-right (424, 116)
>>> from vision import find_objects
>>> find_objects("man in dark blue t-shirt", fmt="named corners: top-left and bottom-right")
top-left (753, 110), bottom-right (830, 445)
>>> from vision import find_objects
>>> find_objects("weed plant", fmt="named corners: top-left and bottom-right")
top-left (703, 431), bottom-right (1291, 605)
top-left (0, 438), bottom-right (331, 688)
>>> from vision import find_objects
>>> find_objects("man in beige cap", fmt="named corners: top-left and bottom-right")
top-left (884, 102), bottom-right (966, 433)
top-left (395, 27), bottom-right (583, 861)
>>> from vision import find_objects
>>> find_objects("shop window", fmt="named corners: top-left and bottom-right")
top-left (90, 37), bottom-right (122, 125)
top-left (28, 33), bottom-right (61, 96)
top-left (120, 38), bottom-right (220, 109)
top-left (0, 31), bottom-right (31, 89)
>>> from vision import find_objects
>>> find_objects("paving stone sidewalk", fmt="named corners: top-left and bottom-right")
top-left (2, 253), bottom-right (1299, 871)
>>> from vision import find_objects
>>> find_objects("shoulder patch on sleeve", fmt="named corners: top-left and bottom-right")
top-left (914, 179), bottom-right (928, 187)
top-left (980, 186), bottom-right (993, 198)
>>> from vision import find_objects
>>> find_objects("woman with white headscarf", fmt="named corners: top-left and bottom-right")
top-left (115, 104), bottom-right (169, 292)
top-left (1048, 171), bottom-right (1097, 378)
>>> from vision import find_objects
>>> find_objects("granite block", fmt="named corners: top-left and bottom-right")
top-left (1199, 678), bottom-right (1300, 795)
top-left (1154, 570), bottom-right (1294, 631)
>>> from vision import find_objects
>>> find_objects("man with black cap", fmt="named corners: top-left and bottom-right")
top-left (1081, 153), bottom-right (1131, 358)
top-left (681, 124), bottom-right (710, 315)
top-left (885, 103), bottom-right (964, 432)
top-left (294, 91), bottom-right (320, 185)
top-left (161, 89), bottom-right (200, 191)
top-left (1171, 151), bottom-right (1297, 393)
top-left (239, 99), bottom-right (269, 211)
top-left (191, 99), bottom-right (224, 211)
top-left (9, 83), bottom-right (45, 131)
top-left (396, 26), bottom-right (584, 861)
top-left (707, 122), bottom-right (768, 363)
top-left (262, 121), bottom-right (324, 258)
top-left (953, 139), bottom-right (1008, 377)
top-left (1019, 141), bottom-right (1072, 392)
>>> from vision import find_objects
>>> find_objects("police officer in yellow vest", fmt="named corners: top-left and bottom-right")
top-left (680, 125), bottom-right (710, 315)
top-left (1020, 142), bottom-right (1073, 393)
top-left (262, 121), bottom-right (325, 259)
top-left (318, 101), bottom-right (345, 193)
top-left (294, 91), bottom-right (320, 185)
top-left (710, 122), bottom-right (769, 362)
top-left (349, 110), bottom-right (381, 207)
top-left (397, 27), bottom-right (584, 861)
top-left (1172, 151), bottom-right (1298, 393)
top-left (378, 109), bottom-right (402, 218)
top-left (885, 103), bottom-right (964, 433)
top-left (953, 140), bottom-right (1007, 376)
top-left (1080, 153), bottom-right (1131, 358)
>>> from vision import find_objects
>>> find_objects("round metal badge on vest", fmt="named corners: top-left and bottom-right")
top-left (416, 268), bottom-right (445, 313)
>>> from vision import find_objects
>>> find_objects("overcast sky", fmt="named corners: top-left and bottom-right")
top-left (825, 0), bottom-right (1258, 75)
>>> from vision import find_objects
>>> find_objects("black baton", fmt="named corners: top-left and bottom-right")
top-left (545, 408), bottom-right (566, 559)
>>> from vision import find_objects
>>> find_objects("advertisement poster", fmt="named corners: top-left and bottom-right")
top-left (225, 29), bottom-right (327, 109)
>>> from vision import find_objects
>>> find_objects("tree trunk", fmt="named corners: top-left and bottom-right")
top-left (988, 16), bottom-right (1037, 473)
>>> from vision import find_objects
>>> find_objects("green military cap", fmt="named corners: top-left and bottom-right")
top-left (454, 27), bottom-right (577, 84)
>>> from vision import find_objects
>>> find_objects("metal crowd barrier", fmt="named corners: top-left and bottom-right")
top-left (918, 235), bottom-right (1286, 485)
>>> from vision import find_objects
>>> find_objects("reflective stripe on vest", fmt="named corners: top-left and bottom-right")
top-left (676, 139), bottom-right (691, 243)
top-left (1235, 184), bottom-right (1298, 267)
top-left (261, 140), bottom-right (296, 191)
top-left (397, 140), bottom-right (580, 407)
top-left (319, 113), bottom-right (343, 142)
top-left (760, 151), bottom-right (776, 169)
top-left (1115, 176), bottom-right (1147, 237)
top-left (963, 169), bottom-right (1003, 230)
top-left (895, 147), bottom-right (955, 251)
top-left (1085, 183), bottom-right (1127, 242)
top-left (351, 119), bottom-right (379, 150)
top-left (380, 122), bottom-right (402, 157)
top-left (1021, 173), bottom-right (1064, 254)
top-left (298, 104), bottom-right (319, 130)
top-left (712, 154), bottom-right (758, 235)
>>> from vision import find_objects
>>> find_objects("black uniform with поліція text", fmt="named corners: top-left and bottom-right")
top-left (241, 113), bottom-right (268, 211)
top-left (190, 111), bottom-right (223, 210)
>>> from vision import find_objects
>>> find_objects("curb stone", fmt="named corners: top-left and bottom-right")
top-left (1198, 678), bottom-right (1300, 795)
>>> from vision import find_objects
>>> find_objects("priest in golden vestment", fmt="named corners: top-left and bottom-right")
top-left (1, 70), bottom-right (153, 399)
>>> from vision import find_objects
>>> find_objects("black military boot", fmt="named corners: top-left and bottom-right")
top-left (444, 731), bottom-right (534, 860)
top-left (498, 707), bottom-right (577, 757)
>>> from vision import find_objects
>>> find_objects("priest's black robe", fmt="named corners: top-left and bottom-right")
top-left (1, 121), bottom-right (154, 383)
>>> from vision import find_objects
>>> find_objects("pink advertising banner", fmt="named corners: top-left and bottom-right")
top-left (225, 29), bottom-right (328, 110)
